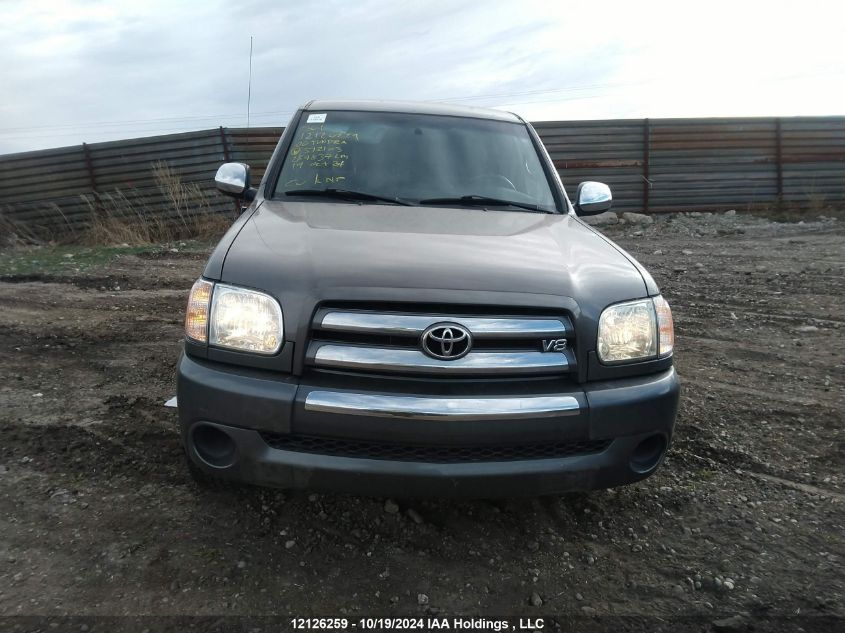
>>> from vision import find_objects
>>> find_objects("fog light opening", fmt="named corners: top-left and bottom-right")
top-left (630, 434), bottom-right (667, 474)
top-left (191, 423), bottom-right (237, 469)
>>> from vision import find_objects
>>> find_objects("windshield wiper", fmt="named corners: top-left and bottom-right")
top-left (419, 195), bottom-right (549, 213)
top-left (284, 188), bottom-right (413, 206)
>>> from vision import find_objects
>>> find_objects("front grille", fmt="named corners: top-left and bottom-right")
top-left (306, 304), bottom-right (576, 378)
top-left (261, 433), bottom-right (610, 463)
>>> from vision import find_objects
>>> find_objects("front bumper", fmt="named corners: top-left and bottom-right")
top-left (176, 352), bottom-right (680, 497)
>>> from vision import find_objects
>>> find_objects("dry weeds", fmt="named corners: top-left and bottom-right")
top-left (80, 161), bottom-right (230, 245)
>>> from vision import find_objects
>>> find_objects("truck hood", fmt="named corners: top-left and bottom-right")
top-left (218, 201), bottom-right (648, 338)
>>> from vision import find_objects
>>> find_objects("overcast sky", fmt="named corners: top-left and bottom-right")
top-left (1, 0), bottom-right (843, 154)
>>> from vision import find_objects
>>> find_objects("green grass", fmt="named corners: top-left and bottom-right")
top-left (0, 241), bottom-right (210, 276)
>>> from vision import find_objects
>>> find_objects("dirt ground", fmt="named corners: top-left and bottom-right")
top-left (0, 211), bottom-right (842, 632)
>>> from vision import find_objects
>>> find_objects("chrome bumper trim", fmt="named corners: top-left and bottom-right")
top-left (318, 311), bottom-right (571, 338)
top-left (308, 343), bottom-right (571, 375)
top-left (304, 391), bottom-right (580, 420)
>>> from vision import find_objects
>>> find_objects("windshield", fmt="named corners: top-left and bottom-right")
top-left (273, 110), bottom-right (558, 212)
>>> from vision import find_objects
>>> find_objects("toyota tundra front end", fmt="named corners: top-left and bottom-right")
top-left (176, 99), bottom-right (680, 497)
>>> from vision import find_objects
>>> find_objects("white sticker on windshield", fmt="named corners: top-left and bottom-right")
top-left (307, 113), bottom-right (327, 123)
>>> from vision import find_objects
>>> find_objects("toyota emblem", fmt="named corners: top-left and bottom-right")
top-left (420, 323), bottom-right (472, 360)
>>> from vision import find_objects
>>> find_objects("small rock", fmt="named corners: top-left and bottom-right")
top-left (529, 592), bottom-right (543, 607)
top-left (50, 489), bottom-right (73, 504)
top-left (723, 579), bottom-right (735, 590)
top-left (682, 249), bottom-right (693, 256)
top-left (575, 592), bottom-right (584, 601)
top-left (236, 560), bottom-right (246, 569)
top-left (622, 211), bottom-right (654, 225)
top-left (724, 209), bottom-right (736, 216)
top-left (285, 540), bottom-right (296, 549)
top-left (527, 541), bottom-right (539, 552)
top-left (580, 211), bottom-right (618, 226)
top-left (417, 593), bottom-right (429, 605)
top-left (713, 614), bottom-right (748, 631)
top-left (580, 606), bottom-right (597, 616)
top-left (406, 508), bottom-right (423, 524)
top-left (384, 499), bottom-right (400, 514)
top-left (795, 325), bottom-right (819, 333)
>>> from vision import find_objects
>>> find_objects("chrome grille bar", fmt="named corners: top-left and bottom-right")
top-left (304, 390), bottom-right (580, 420)
top-left (308, 343), bottom-right (571, 375)
top-left (317, 310), bottom-right (571, 339)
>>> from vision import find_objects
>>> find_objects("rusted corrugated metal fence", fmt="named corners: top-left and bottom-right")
top-left (1, 116), bottom-right (843, 240)
top-left (535, 116), bottom-right (845, 212)
top-left (0, 127), bottom-right (283, 239)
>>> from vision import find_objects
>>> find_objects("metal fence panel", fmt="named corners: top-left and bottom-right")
top-left (1, 117), bottom-right (843, 240)
top-left (534, 119), bottom-right (645, 212)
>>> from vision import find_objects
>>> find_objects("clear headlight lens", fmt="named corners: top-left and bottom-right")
top-left (209, 284), bottom-right (283, 354)
top-left (597, 295), bottom-right (674, 363)
top-left (185, 278), bottom-right (213, 342)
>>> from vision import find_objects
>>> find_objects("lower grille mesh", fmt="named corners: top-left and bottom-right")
top-left (261, 434), bottom-right (611, 463)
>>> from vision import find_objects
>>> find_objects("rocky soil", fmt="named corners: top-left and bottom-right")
top-left (0, 211), bottom-right (842, 632)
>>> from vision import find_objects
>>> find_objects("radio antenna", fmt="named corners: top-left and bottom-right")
top-left (247, 36), bottom-right (253, 129)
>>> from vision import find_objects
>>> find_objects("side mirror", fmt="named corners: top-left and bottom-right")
top-left (215, 162), bottom-right (256, 200)
top-left (575, 181), bottom-right (612, 215)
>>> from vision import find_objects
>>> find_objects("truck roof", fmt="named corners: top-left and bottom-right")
top-left (302, 99), bottom-right (522, 123)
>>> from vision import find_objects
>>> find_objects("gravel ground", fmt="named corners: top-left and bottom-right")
top-left (0, 211), bottom-right (842, 632)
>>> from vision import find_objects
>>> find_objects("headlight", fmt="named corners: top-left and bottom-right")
top-left (209, 284), bottom-right (283, 354)
top-left (184, 279), bottom-right (283, 354)
top-left (597, 296), bottom-right (674, 364)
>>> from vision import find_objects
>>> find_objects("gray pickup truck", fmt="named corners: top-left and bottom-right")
top-left (177, 100), bottom-right (679, 496)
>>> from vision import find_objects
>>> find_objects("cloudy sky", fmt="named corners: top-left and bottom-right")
top-left (1, 0), bottom-right (843, 154)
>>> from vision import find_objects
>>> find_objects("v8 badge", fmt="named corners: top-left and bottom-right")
top-left (542, 338), bottom-right (568, 352)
